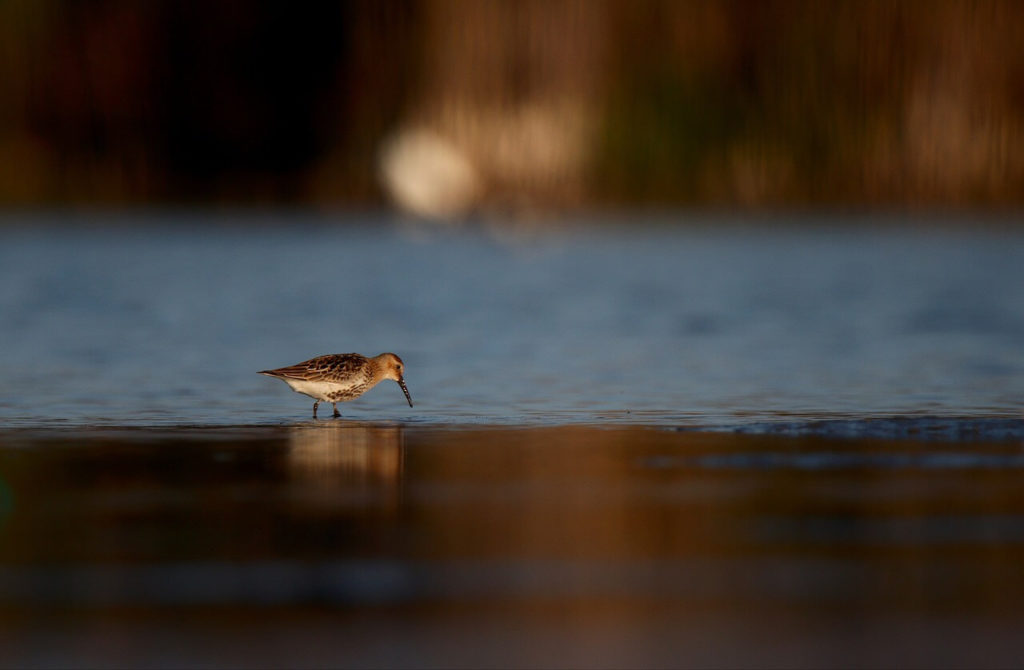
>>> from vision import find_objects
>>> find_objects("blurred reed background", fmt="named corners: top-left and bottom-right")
top-left (0, 0), bottom-right (1022, 215)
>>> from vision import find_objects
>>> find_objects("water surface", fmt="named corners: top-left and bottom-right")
top-left (3, 423), bottom-right (1024, 668)
top-left (1, 212), bottom-right (1021, 429)
top-left (2, 213), bottom-right (1024, 667)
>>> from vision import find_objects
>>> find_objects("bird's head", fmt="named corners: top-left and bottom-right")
top-left (376, 352), bottom-right (413, 407)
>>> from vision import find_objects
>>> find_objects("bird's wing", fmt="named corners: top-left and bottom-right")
top-left (260, 353), bottom-right (367, 381)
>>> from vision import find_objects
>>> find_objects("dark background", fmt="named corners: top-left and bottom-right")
top-left (1, 0), bottom-right (1022, 211)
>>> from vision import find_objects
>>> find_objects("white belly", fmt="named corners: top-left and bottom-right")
top-left (283, 379), bottom-right (355, 401)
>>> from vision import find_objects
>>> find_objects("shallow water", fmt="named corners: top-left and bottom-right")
top-left (2, 213), bottom-right (1024, 667)
top-left (0, 212), bottom-right (1022, 428)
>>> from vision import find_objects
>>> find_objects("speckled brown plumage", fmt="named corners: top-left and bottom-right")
top-left (264, 353), bottom-right (373, 384)
top-left (260, 352), bottom-right (413, 418)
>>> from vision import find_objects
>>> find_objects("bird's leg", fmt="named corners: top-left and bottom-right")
top-left (332, 403), bottom-right (340, 418)
top-left (313, 401), bottom-right (319, 419)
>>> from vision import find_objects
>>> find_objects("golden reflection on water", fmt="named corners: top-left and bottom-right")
top-left (284, 423), bottom-right (405, 516)
top-left (3, 425), bottom-right (1024, 666)
top-left (401, 426), bottom-right (713, 560)
top-left (286, 423), bottom-right (404, 483)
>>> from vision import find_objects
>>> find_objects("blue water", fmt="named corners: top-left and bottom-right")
top-left (0, 212), bottom-right (1022, 428)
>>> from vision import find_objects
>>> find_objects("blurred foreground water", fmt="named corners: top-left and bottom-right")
top-left (4, 424), bottom-right (1024, 667)
top-left (2, 213), bottom-right (1024, 667)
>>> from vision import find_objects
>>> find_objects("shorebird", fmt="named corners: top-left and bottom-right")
top-left (260, 352), bottom-right (413, 418)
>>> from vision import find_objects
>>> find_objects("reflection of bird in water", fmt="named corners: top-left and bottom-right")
top-left (287, 424), bottom-right (403, 485)
top-left (260, 352), bottom-right (413, 418)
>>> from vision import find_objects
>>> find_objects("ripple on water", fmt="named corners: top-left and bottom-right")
top-left (676, 416), bottom-right (1024, 442)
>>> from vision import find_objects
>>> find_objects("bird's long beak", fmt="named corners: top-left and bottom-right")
top-left (398, 377), bottom-right (413, 407)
